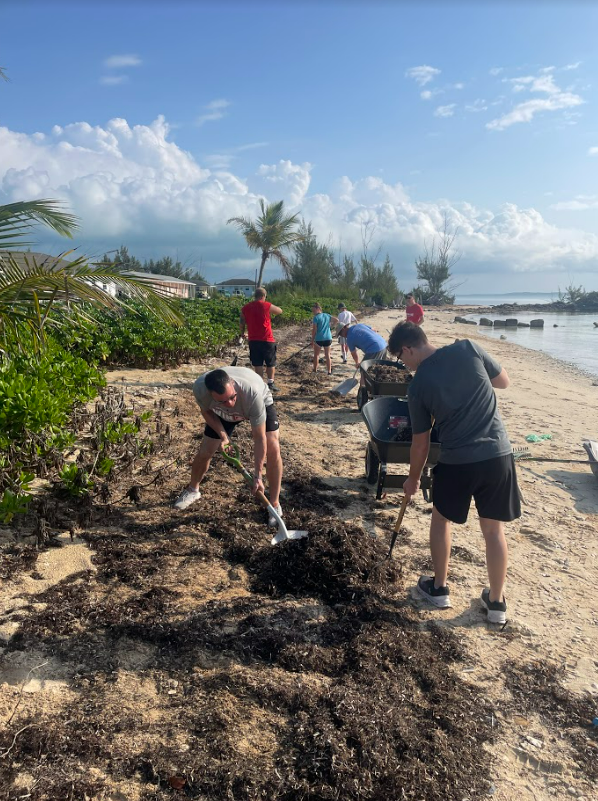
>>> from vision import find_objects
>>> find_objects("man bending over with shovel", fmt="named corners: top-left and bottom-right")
top-left (387, 322), bottom-right (520, 624)
top-left (173, 366), bottom-right (284, 526)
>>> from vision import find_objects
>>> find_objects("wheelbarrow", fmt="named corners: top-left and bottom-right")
top-left (361, 396), bottom-right (440, 500)
top-left (357, 358), bottom-right (412, 410)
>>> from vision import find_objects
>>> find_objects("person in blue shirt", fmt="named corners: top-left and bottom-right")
top-left (311, 303), bottom-right (339, 375)
top-left (335, 321), bottom-right (388, 386)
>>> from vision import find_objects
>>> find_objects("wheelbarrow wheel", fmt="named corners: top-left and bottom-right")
top-left (365, 443), bottom-right (380, 485)
top-left (357, 387), bottom-right (369, 410)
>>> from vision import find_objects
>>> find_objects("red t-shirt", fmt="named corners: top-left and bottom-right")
top-left (242, 300), bottom-right (275, 342)
top-left (406, 303), bottom-right (424, 324)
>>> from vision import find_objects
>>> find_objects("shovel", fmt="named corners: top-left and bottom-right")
top-left (222, 443), bottom-right (308, 546)
top-left (230, 337), bottom-right (246, 366)
top-left (385, 495), bottom-right (409, 560)
top-left (330, 367), bottom-right (359, 397)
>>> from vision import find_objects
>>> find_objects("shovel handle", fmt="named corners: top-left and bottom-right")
top-left (386, 495), bottom-right (409, 559)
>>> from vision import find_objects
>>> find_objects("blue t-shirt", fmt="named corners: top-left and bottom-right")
top-left (313, 312), bottom-right (333, 342)
top-left (346, 324), bottom-right (386, 354)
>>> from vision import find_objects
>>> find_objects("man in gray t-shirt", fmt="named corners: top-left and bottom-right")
top-left (387, 323), bottom-right (521, 625)
top-left (173, 367), bottom-right (284, 526)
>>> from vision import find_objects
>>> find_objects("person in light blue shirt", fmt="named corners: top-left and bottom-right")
top-left (311, 303), bottom-right (339, 375)
top-left (335, 321), bottom-right (388, 386)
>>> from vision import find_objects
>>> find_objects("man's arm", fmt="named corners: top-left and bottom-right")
top-left (403, 430), bottom-right (431, 499)
top-left (270, 304), bottom-right (283, 316)
top-left (201, 409), bottom-right (230, 449)
top-left (490, 368), bottom-right (510, 389)
top-left (251, 421), bottom-right (267, 495)
top-left (311, 322), bottom-right (317, 342)
top-left (239, 312), bottom-right (246, 338)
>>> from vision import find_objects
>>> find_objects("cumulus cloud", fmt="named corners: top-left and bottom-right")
top-left (1, 116), bottom-right (597, 280)
top-left (434, 104), bottom-right (456, 118)
top-left (104, 54), bottom-right (142, 69)
top-left (465, 99), bottom-right (488, 113)
top-left (563, 61), bottom-right (582, 71)
top-left (405, 65), bottom-right (440, 86)
top-left (100, 75), bottom-right (127, 86)
top-left (551, 195), bottom-right (598, 211)
top-left (489, 67), bottom-right (504, 76)
top-left (196, 99), bottom-right (230, 127)
top-left (487, 71), bottom-right (584, 130)
top-left (589, 146), bottom-right (598, 156)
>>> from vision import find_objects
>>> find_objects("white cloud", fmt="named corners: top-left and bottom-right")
top-left (551, 195), bottom-right (598, 211)
top-left (196, 99), bottom-right (230, 126)
top-left (434, 104), bottom-right (456, 118)
top-left (405, 65), bottom-right (441, 86)
top-left (563, 61), bottom-right (582, 71)
top-left (100, 75), bottom-right (127, 86)
top-left (1, 115), bottom-right (597, 280)
top-left (104, 54), bottom-right (142, 69)
top-left (489, 67), bottom-right (504, 76)
top-left (465, 99), bottom-right (488, 113)
top-left (588, 146), bottom-right (598, 156)
top-left (453, 83), bottom-right (465, 90)
top-left (487, 72), bottom-right (584, 130)
top-left (420, 90), bottom-right (432, 100)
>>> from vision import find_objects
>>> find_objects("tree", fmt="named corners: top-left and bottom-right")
top-left (227, 199), bottom-right (303, 287)
top-left (0, 200), bottom-right (182, 355)
top-left (287, 222), bottom-right (335, 292)
top-left (414, 215), bottom-right (460, 304)
top-left (358, 254), bottom-right (399, 306)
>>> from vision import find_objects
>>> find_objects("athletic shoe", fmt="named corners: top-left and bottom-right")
top-left (342, 357), bottom-right (347, 363)
top-left (268, 504), bottom-right (283, 527)
top-left (173, 487), bottom-right (201, 510)
top-left (416, 575), bottom-right (452, 608)
top-left (267, 382), bottom-right (279, 392)
top-left (481, 589), bottom-right (507, 624)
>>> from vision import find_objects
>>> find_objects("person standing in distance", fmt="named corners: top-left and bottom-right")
top-left (387, 322), bottom-right (520, 625)
top-left (336, 302), bottom-right (357, 363)
top-left (311, 303), bottom-right (339, 375)
top-left (405, 293), bottom-right (424, 326)
top-left (239, 287), bottom-right (282, 392)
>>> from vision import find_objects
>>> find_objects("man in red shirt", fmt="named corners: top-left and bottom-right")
top-left (405, 293), bottom-right (424, 325)
top-left (240, 287), bottom-right (283, 391)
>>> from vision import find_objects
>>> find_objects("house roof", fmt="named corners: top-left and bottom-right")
top-left (125, 270), bottom-right (196, 286)
top-left (0, 250), bottom-right (75, 272)
top-left (216, 278), bottom-right (255, 286)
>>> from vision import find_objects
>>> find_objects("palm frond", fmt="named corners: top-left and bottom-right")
top-left (0, 200), bottom-right (79, 249)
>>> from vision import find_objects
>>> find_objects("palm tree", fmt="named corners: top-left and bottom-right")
top-left (0, 199), bottom-right (182, 355)
top-left (227, 199), bottom-right (303, 287)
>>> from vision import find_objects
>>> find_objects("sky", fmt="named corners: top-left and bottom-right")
top-left (1, 0), bottom-right (598, 292)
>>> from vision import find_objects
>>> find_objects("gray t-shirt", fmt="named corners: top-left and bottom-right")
top-left (193, 367), bottom-right (273, 427)
top-left (408, 339), bottom-right (511, 465)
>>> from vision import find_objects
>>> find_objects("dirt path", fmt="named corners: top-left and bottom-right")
top-left (0, 313), bottom-right (596, 800)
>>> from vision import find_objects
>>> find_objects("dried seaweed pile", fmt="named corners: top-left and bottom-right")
top-left (368, 364), bottom-right (412, 383)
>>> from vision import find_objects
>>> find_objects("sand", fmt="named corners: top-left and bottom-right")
top-left (1, 308), bottom-right (596, 800)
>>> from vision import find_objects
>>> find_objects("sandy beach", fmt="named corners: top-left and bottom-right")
top-left (1, 306), bottom-right (596, 800)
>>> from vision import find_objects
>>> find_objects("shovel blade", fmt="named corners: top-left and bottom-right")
top-left (330, 377), bottom-right (358, 397)
top-left (271, 529), bottom-right (309, 546)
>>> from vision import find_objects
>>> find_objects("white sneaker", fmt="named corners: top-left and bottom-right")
top-left (173, 487), bottom-right (201, 510)
top-left (268, 504), bottom-right (283, 527)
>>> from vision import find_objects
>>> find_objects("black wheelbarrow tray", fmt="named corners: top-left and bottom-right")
top-left (357, 358), bottom-right (412, 410)
top-left (361, 396), bottom-right (441, 500)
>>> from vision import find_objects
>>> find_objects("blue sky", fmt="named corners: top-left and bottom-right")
top-left (1, 1), bottom-right (598, 292)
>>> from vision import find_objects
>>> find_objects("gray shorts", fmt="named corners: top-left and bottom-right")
top-left (362, 348), bottom-right (387, 362)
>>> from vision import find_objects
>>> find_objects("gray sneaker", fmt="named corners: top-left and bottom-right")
top-left (173, 487), bottom-right (201, 510)
top-left (268, 504), bottom-right (283, 527)
top-left (416, 576), bottom-right (452, 608)
top-left (481, 589), bottom-right (507, 625)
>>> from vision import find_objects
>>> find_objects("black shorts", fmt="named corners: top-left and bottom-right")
top-left (432, 454), bottom-right (521, 524)
top-left (248, 340), bottom-right (277, 367)
top-left (204, 404), bottom-right (279, 439)
top-left (315, 339), bottom-right (332, 348)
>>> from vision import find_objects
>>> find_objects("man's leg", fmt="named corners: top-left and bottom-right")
top-left (430, 506), bottom-right (452, 587)
top-left (479, 518), bottom-right (508, 602)
top-left (254, 365), bottom-right (264, 379)
top-left (324, 346), bottom-right (332, 374)
top-left (265, 430), bottom-right (282, 507)
top-left (188, 435), bottom-right (221, 490)
top-left (266, 366), bottom-right (275, 382)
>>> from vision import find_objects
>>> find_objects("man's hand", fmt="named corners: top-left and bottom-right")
top-left (237, 336), bottom-right (244, 346)
top-left (252, 475), bottom-right (265, 496)
top-left (403, 476), bottom-right (420, 500)
top-left (219, 432), bottom-right (231, 451)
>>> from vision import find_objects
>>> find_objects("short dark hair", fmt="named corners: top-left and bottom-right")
top-left (406, 293), bottom-right (414, 299)
top-left (254, 287), bottom-right (267, 299)
top-left (204, 369), bottom-right (232, 394)
top-left (388, 322), bottom-right (428, 355)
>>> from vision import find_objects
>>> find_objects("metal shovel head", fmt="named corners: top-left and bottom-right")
top-left (267, 503), bottom-right (308, 546)
top-left (330, 376), bottom-right (358, 397)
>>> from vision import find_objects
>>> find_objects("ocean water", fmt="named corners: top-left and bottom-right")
top-left (463, 311), bottom-right (598, 377)
top-left (455, 292), bottom-right (559, 306)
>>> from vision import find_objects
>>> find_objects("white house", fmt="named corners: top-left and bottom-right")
top-left (123, 271), bottom-right (197, 299)
top-left (215, 278), bottom-right (255, 298)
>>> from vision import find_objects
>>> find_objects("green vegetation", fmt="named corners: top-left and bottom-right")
top-left (557, 283), bottom-right (598, 309)
top-left (411, 216), bottom-right (460, 305)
